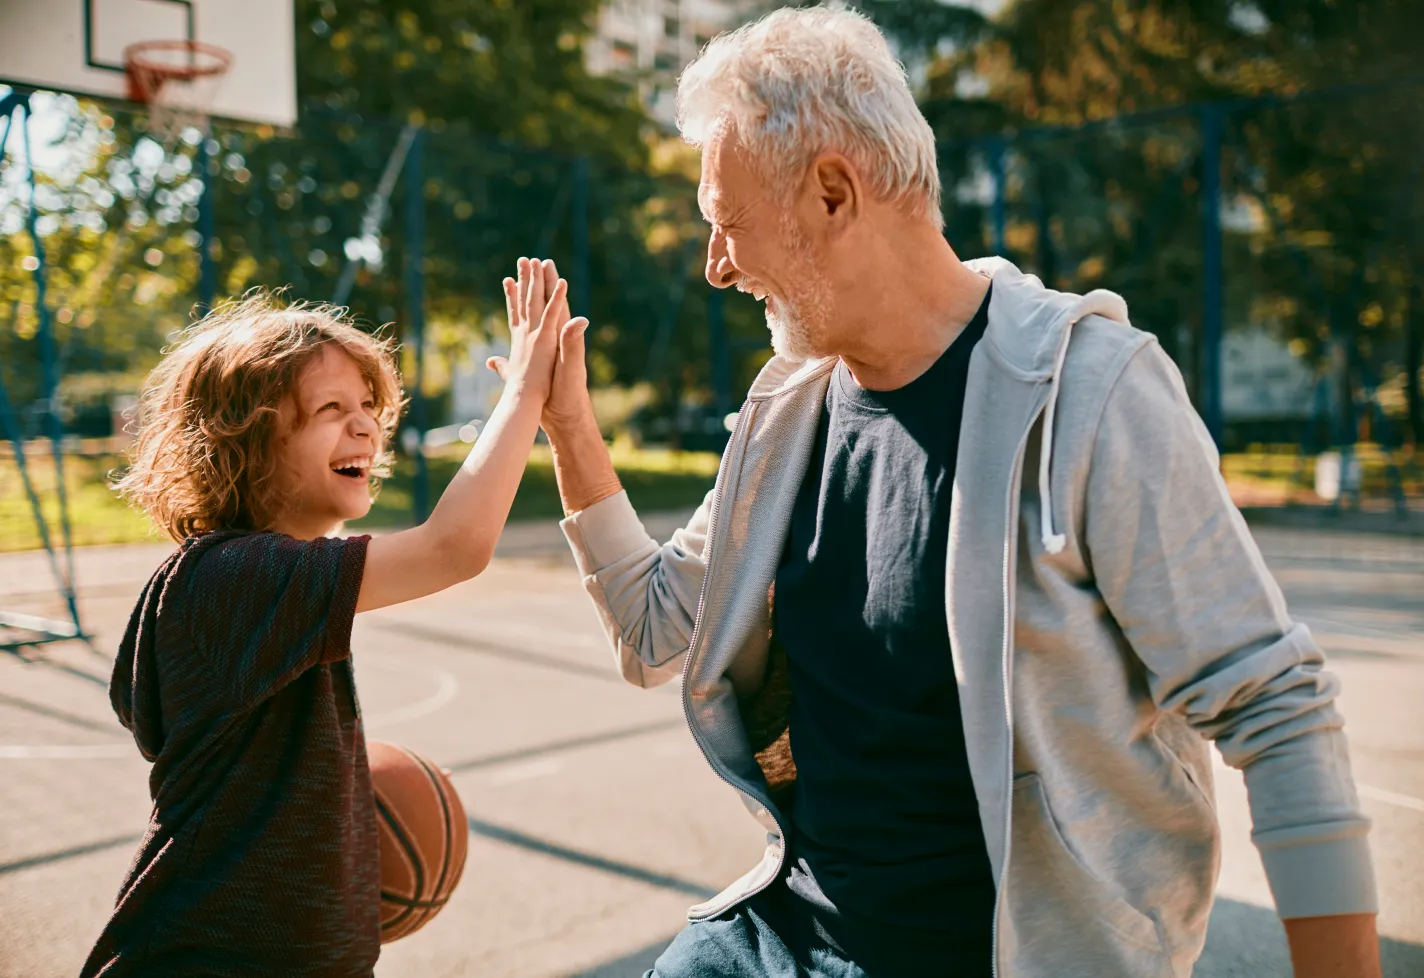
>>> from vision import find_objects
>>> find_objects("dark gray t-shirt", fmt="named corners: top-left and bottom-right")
top-left (772, 287), bottom-right (995, 975)
top-left (86, 531), bottom-right (378, 977)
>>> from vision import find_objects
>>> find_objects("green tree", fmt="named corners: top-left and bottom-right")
top-left (892, 0), bottom-right (1423, 445)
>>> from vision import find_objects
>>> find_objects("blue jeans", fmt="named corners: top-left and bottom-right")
top-left (645, 880), bottom-right (867, 978)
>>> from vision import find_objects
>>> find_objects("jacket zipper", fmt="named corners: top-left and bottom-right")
top-left (678, 399), bottom-right (788, 908)
top-left (989, 399), bottom-right (1048, 978)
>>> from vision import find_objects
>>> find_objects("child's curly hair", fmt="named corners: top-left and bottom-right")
top-left (114, 291), bottom-right (404, 541)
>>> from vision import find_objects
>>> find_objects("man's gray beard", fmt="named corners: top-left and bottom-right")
top-left (767, 300), bottom-right (821, 361)
top-left (766, 217), bottom-right (834, 361)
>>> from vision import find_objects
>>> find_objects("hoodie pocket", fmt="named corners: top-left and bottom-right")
top-left (1009, 773), bottom-right (1167, 962)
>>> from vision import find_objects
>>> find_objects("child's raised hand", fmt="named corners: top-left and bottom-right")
top-left (486, 258), bottom-right (586, 403)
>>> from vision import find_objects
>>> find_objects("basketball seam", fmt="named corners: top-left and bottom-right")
top-left (378, 890), bottom-right (452, 910)
top-left (404, 747), bottom-right (457, 903)
top-left (374, 793), bottom-right (424, 933)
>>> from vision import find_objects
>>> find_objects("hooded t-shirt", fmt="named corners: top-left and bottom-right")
top-left (82, 530), bottom-right (379, 978)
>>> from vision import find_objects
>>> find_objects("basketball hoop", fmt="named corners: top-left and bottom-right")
top-left (124, 40), bottom-right (233, 143)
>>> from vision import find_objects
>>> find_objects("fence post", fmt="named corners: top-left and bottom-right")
top-left (989, 136), bottom-right (1007, 256)
top-left (570, 156), bottom-right (590, 318)
top-left (708, 286), bottom-right (731, 416)
top-left (196, 129), bottom-right (217, 313)
top-left (404, 127), bottom-right (431, 525)
top-left (16, 95), bottom-right (82, 636)
top-left (1199, 105), bottom-right (1225, 449)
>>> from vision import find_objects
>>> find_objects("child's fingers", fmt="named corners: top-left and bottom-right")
top-left (485, 356), bottom-right (508, 379)
top-left (542, 259), bottom-right (558, 304)
top-left (516, 257), bottom-right (531, 327)
top-left (527, 259), bottom-right (547, 324)
top-left (502, 277), bottom-right (517, 329)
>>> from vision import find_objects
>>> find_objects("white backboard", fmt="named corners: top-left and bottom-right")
top-left (0, 0), bottom-right (297, 127)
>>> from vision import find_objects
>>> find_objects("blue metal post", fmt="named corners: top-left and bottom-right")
top-left (18, 96), bottom-right (82, 634)
top-left (1199, 106), bottom-right (1225, 448)
top-left (196, 130), bottom-right (217, 313)
top-left (708, 286), bottom-right (731, 416)
top-left (570, 156), bottom-right (590, 318)
top-left (989, 137), bottom-right (1007, 256)
top-left (403, 128), bottom-right (430, 525)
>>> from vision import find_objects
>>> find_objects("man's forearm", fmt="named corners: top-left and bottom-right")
top-left (545, 409), bottom-right (623, 515)
top-left (1284, 913), bottom-right (1381, 978)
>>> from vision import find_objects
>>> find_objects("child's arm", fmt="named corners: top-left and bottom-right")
top-left (356, 258), bottom-right (579, 613)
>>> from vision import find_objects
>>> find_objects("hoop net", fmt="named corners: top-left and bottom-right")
top-left (124, 40), bottom-right (233, 144)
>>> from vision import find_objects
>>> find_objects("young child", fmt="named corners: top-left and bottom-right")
top-left (83, 259), bottom-right (582, 976)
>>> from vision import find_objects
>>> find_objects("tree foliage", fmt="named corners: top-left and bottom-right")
top-left (904, 0), bottom-right (1423, 443)
top-left (4, 0), bottom-right (1421, 445)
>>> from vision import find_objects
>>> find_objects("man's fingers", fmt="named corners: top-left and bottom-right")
top-left (559, 317), bottom-right (590, 362)
top-left (539, 279), bottom-right (569, 332)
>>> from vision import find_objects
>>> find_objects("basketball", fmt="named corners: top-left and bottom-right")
top-left (369, 741), bottom-right (469, 943)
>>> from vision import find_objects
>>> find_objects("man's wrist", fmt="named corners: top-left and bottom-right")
top-left (1284, 913), bottom-right (1381, 978)
top-left (542, 405), bottom-right (600, 445)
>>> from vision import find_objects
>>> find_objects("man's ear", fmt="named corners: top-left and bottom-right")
top-left (807, 152), bottom-right (861, 237)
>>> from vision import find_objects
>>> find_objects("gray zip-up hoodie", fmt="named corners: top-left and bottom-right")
top-left (560, 257), bottom-right (1376, 977)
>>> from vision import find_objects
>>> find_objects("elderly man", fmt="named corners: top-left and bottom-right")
top-left (512, 6), bottom-right (1380, 977)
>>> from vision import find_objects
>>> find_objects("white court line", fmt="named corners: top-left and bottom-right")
top-left (0, 744), bottom-right (133, 759)
top-left (361, 660), bottom-right (460, 729)
top-left (485, 758), bottom-right (562, 786)
top-left (1298, 613), bottom-right (1418, 642)
top-left (1213, 750), bottom-right (1424, 816)
top-left (1, 660), bottom-right (460, 758)
top-left (1358, 783), bottom-right (1424, 815)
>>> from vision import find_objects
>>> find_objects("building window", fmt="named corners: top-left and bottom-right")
top-left (611, 39), bottom-right (636, 68)
top-left (654, 51), bottom-right (677, 72)
top-left (664, 16), bottom-right (681, 38)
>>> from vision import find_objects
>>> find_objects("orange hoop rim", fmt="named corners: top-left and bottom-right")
top-left (124, 40), bottom-right (233, 104)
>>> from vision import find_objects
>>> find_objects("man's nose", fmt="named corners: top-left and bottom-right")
top-left (705, 230), bottom-right (737, 290)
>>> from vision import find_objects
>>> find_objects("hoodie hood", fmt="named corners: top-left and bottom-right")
top-left (742, 256), bottom-right (1131, 553)
top-left (966, 257), bottom-right (1130, 553)
top-left (964, 256), bottom-right (1129, 377)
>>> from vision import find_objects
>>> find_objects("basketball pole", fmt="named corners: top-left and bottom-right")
top-left (0, 89), bottom-right (89, 653)
top-left (196, 126), bottom-right (218, 313)
top-left (403, 127), bottom-right (431, 526)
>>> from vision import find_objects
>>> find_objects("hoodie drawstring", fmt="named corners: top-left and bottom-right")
top-left (1038, 317), bottom-right (1079, 555)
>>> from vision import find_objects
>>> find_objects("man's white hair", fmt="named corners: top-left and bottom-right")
top-left (677, 5), bottom-right (943, 230)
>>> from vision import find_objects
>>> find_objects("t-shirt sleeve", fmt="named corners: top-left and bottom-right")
top-left (180, 532), bottom-right (370, 711)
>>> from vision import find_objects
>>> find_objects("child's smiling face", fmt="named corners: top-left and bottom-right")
top-left (272, 344), bottom-right (383, 539)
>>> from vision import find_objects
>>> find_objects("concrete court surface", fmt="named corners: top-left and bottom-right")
top-left (1, 515), bottom-right (1421, 977)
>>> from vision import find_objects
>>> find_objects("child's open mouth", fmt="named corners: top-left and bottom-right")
top-left (330, 457), bottom-right (371, 480)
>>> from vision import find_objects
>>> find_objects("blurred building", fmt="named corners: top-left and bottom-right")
top-left (586, 0), bottom-right (760, 128)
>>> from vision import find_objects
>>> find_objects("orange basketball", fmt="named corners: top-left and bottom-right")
top-left (368, 741), bottom-right (469, 943)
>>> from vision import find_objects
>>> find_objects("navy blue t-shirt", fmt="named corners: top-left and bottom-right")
top-left (771, 286), bottom-right (995, 975)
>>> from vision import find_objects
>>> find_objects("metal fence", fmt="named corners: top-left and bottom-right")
top-left (5, 80), bottom-right (1423, 476)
